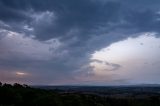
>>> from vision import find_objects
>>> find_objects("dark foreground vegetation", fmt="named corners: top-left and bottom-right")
top-left (0, 82), bottom-right (160, 106)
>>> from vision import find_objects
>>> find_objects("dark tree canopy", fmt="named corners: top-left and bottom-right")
top-left (0, 82), bottom-right (160, 106)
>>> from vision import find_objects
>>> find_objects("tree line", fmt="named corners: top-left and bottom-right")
top-left (0, 82), bottom-right (160, 106)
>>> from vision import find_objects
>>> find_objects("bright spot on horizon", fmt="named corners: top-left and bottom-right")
top-left (16, 72), bottom-right (28, 76)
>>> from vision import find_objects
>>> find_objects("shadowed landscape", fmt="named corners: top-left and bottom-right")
top-left (0, 82), bottom-right (160, 106)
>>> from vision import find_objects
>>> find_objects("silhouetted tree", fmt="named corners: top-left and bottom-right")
top-left (13, 83), bottom-right (24, 88)
top-left (3, 83), bottom-right (12, 87)
top-left (0, 82), bottom-right (2, 86)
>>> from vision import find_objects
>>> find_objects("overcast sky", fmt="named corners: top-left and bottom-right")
top-left (0, 0), bottom-right (160, 85)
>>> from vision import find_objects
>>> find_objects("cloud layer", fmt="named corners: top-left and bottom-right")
top-left (0, 0), bottom-right (160, 85)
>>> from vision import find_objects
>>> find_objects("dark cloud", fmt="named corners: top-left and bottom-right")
top-left (0, 0), bottom-right (121, 40)
top-left (1, 0), bottom-right (160, 42)
top-left (92, 59), bottom-right (121, 71)
top-left (31, 0), bottom-right (121, 41)
top-left (92, 59), bottom-right (103, 64)
top-left (105, 62), bottom-right (121, 71)
top-left (124, 9), bottom-right (160, 32)
top-left (1, 0), bottom-right (160, 84)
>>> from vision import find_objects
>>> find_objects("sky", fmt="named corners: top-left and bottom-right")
top-left (0, 0), bottom-right (160, 85)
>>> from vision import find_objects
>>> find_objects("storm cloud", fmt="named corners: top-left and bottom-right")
top-left (0, 0), bottom-right (160, 85)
